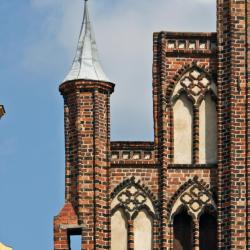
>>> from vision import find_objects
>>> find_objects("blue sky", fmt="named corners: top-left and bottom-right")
top-left (0, 0), bottom-right (215, 249)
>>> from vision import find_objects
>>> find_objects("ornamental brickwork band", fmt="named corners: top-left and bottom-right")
top-left (54, 0), bottom-right (250, 249)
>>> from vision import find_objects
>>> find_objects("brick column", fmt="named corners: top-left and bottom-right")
top-left (246, 1), bottom-right (250, 248)
top-left (193, 219), bottom-right (199, 250)
top-left (193, 106), bottom-right (199, 164)
top-left (217, 0), bottom-right (249, 248)
top-left (128, 220), bottom-right (134, 250)
top-left (153, 32), bottom-right (169, 250)
top-left (153, 219), bottom-right (160, 250)
top-left (93, 89), bottom-right (113, 249)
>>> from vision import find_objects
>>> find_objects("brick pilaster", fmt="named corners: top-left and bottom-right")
top-left (217, 0), bottom-right (249, 248)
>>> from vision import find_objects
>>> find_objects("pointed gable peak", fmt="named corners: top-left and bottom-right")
top-left (63, 0), bottom-right (110, 83)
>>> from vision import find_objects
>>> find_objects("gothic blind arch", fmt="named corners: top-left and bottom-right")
top-left (173, 93), bottom-right (193, 164)
top-left (168, 177), bottom-right (217, 250)
top-left (173, 206), bottom-right (194, 250)
top-left (111, 178), bottom-right (157, 219)
top-left (170, 65), bottom-right (217, 164)
top-left (111, 178), bottom-right (157, 250)
top-left (111, 209), bottom-right (128, 250)
top-left (168, 177), bottom-right (217, 221)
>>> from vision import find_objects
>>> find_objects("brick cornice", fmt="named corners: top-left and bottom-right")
top-left (59, 80), bottom-right (115, 95)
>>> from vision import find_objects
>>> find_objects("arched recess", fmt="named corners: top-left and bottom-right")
top-left (173, 93), bottom-right (193, 164)
top-left (170, 64), bottom-right (217, 164)
top-left (199, 210), bottom-right (217, 250)
top-left (168, 178), bottom-right (217, 250)
top-left (111, 209), bottom-right (128, 250)
top-left (134, 209), bottom-right (153, 250)
top-left (111, 178), bottom-right (157, 219)
top-left (168, 177), bottom-right (216, 221)
top-left (173, 206), bottom-right (193, 250)
top-left (111, 178), bottom-right (157, 250)
top-left (199, 93), bottom-right (217, 164)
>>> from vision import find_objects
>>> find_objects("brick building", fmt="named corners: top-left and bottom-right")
top-left (54, 0), bottom-right (250, 249)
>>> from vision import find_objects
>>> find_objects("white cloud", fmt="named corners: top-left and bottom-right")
top-left (26, 0), bottom-right (216, 140)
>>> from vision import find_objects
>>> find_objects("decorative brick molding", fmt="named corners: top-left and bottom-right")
top-left (171, 66), bottom-right (217, 106)
top-left (111, 177), bottom-right (158, 215)
top-left (167, 176), bottom-right (216, 220)
top-left (111, 141), bottom-right (156, 166)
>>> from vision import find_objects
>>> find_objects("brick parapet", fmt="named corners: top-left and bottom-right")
top-left (111, 141), bottom-right (156, 164)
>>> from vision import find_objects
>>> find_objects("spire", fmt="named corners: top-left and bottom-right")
top-left (63, 0), bottom-right (110, 83)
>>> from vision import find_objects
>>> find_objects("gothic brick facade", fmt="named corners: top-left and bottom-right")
top-left (54, 1), bottom-right (250, 249)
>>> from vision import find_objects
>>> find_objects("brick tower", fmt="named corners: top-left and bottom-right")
top-left (54, 1), bottom-right (250, 250)
top-left (54, 1), bottom-right (115, 249)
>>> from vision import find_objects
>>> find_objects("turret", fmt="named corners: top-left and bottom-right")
top-left (54, 1), bottom-right (115, 249)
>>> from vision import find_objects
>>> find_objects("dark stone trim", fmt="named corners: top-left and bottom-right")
top-left (110, 163), bottom-right (159, 169)
top-left (111, 141), bottom-right (155, 151)
top-left (168, 164), bottom-right (217, 169)
top-left (166, 51), bottom-right (217, 58)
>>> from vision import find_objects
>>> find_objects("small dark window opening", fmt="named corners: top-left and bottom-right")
top-left (68, 228), bottom-right (82, 250)
top-left (199, 212), bottom-right (217, 250)
top-left (173, 208), bottom-right (193, 250)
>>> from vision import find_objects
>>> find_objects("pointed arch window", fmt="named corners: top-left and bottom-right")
top-left (173, 207), bottom-right (193, 250)
top-left (171, 67), bottom-right (217, 164)
top-left (199, 211), bottom-right (217, 250)
top-left (169, 178), bottom-right (217, 250)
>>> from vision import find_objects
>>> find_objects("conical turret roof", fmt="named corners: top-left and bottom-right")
top-left (63, 0), bottom-right (110, 83)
